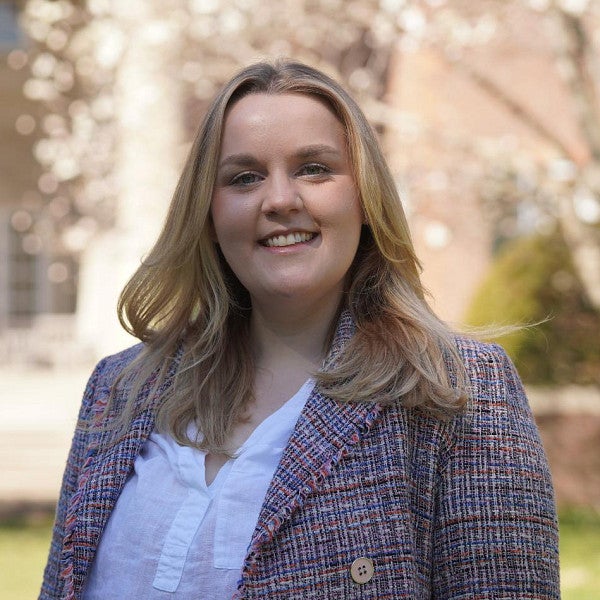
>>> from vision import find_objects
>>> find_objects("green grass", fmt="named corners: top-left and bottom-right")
top-left (1, 508), bottom-right (599, 598)
top-left (559, 508), bottom-right (600, 600)
top-left (0, 514), bottom-right (53, 600)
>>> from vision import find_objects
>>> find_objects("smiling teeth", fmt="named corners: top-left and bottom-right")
top-left (264, 232), bottom-right (315, 247)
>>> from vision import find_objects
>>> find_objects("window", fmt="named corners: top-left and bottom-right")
top-left (0, 213), bottom-right (78, 330)
top-left (0, 2), bottom-right (23, 50)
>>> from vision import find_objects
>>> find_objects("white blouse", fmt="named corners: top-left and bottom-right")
top-left (83, 379), bottom-right (314, 599)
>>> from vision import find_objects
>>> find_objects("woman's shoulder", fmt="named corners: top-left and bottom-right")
top-left (96, 342), bottom-right (146, 370)
top-left (451, 336), bottom-right (532, 422)
top-left (79, 343), bottom-right (148, 408)
top-left (89, 343), bottom-right (147, 384)
top-left (453, 336), bottom-right (515, 381)
top-left (85, 340), bottom-right (183, 407)
top-left (454, 335), bottom-right (507, 360)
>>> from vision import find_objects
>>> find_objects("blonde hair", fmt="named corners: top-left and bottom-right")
top-left (111, 60), bottom-right (466, 452)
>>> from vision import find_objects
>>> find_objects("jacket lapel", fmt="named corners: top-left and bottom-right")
top-left (242, 311), bottom-right (383, 576)
top-left (246, 390), bottom-right (382, 551)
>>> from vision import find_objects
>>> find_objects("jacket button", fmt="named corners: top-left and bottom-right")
top-left (350, 557), bottom-right (374, 584)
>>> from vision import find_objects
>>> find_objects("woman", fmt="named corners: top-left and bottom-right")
top-left (41, 60), bottom-right (559, 599)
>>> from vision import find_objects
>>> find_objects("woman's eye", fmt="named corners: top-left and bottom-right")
top-left (230, 172), bottom-right (261, 186)
top-left (298, 163), bottom-right (330, 177)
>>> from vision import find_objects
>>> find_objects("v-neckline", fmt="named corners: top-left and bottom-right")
top-left (202, 378), bottom-right (314, 487)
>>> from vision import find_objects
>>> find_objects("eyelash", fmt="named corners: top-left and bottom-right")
top-left (298, 163), bottom-right (331, 177)
top-left (227, 163), bottom-right (332, 187)
top-left (229, 172), bottom-right (261, 187)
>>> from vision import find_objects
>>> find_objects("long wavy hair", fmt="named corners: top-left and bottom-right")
top-left (110, 59), bottom-right (467, 453)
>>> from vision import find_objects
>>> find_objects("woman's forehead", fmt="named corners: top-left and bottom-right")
top-left (224, 91), bottom-right (343, 128)
top-left (218, 93), bottom-right (347, 156)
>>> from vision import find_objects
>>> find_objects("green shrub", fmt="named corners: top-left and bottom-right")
top-left (464, 230), bottom-right (600, 385)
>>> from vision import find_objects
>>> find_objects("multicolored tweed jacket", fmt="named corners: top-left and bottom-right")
top-left (40, 313), bottom-right (560, 599)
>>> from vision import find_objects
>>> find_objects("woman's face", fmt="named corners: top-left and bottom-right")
top-left (210, 92), bottom-right (363, 314)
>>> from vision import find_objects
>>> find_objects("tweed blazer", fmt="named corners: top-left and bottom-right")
top-left (40, 314), bottom-right (560, 599)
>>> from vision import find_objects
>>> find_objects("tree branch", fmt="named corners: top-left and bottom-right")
top-left (553, 7), bottom-right (600, 162)
top-left (437, 49), bottom-right (575, 161)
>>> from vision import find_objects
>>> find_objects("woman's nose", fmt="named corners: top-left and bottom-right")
top-left (261, 174), bottom-right (303, 214)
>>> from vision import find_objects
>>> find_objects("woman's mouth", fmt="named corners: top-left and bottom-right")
top-left (262, 232), bottom-right (317, 247)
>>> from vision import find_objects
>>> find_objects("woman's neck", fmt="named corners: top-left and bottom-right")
top-left (249, 300), bottom-right (340, 373)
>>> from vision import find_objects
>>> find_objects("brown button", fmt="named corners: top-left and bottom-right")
top-left (350, 556), bottom-right (374, 584)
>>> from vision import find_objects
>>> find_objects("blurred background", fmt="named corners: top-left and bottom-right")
top-left (0, 0), bottom-right (599, 597)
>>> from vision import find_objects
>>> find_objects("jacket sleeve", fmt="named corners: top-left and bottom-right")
top-left (39, 358), bottom-right (107, 600)
top-left (433, 343), bottom-right (560, 599)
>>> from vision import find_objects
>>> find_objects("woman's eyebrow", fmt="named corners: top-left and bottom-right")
top-left (295, 144), bottom-right (341, 159)
top-left (218, 153), bottom-right (259, 170)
